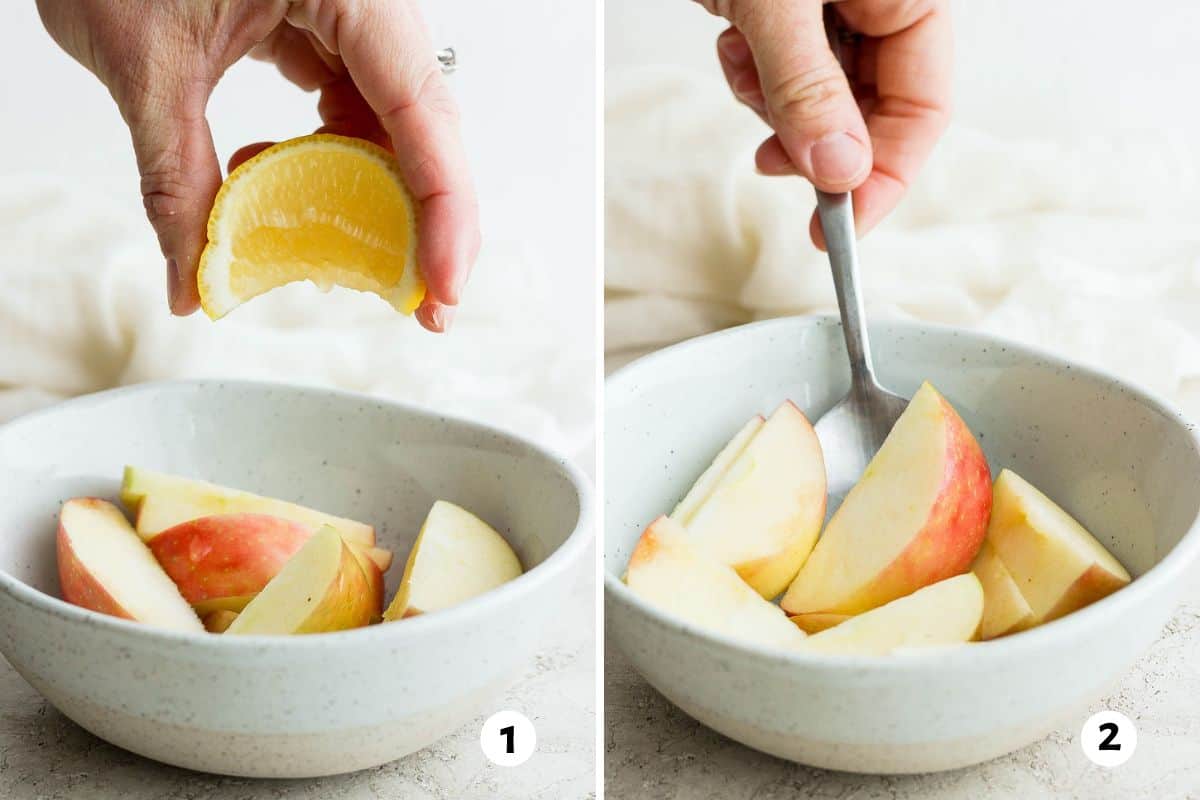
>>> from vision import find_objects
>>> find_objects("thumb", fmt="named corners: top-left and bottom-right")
top-left (125, 93), bottom-right (221, 315)
top-left (737, 3), bottom-right (871, 192)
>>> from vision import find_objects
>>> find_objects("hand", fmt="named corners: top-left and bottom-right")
top-left (699, 0), bottom-right (951, 248)
top-left (37, 0), bottom-right (479, 332)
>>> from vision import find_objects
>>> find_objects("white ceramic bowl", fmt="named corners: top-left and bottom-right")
top-left (0, 381), bottom-right (591, 778)
top-left (605, 316), bottom-right (1200, 774)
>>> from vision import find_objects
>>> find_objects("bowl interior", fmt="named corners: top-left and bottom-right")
top-left (0, 381), bottom-right (583, 604)
top-left (606, 317), bottom-right (1200, 584)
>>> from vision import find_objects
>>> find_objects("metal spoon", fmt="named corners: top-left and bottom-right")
top-left (812, 189), bottom-right (908, 511)
top-left (810, 7), bottom-right (908, 512)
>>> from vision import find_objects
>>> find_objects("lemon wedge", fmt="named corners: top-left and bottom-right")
top-left (197, 133), bottom-right (422, 319)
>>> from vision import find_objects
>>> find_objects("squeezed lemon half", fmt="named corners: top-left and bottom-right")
top-left (197, 133), bottom-right (423, 319)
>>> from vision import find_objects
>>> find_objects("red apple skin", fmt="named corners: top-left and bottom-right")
top-left (57, 498), bottom-right (136, 619)
top-left (853, 395), bottom-right (992, 612)
top-left (785, 394), bottom-right (992, 616)
top-left (148, 514), bottom-right (310, 607)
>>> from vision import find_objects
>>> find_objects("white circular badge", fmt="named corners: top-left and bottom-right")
top-left (480, 710), bottom-right (537, 767)
top-left (1080, 710), bottom-right (1136, 767)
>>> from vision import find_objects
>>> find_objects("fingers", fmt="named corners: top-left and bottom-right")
top-left (315, 76), bottom-right (391, 149)
top-left (250, 23), bottom-right (340, 92)
top-left (125, 91), bottom-right (222, 315)
top-left (729, 1), bottom-right (871, 192)
top-left (288, 0), bottom-right (479, 332)
top-left (414, 298), bottom-right (455, 333)
top-left (835, 0), bottom-right (952, 238)
top-left (227, 142), bottom-right (276, 174)
top-left (716, 27), bottom-right (766, 121)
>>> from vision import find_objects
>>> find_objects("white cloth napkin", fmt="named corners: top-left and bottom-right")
top-left (605, 68), bottom-right (1200, 422)
top-left (0, 178), bottom-right (594, 463)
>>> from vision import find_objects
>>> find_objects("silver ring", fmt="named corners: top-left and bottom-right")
top-left (437, 48), bottom-right (457, 74)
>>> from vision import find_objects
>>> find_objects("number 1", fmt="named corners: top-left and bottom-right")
top-left (501, 724), bottom-right (515, 754)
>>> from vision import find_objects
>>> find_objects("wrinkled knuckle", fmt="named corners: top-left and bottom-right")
top-left (379, 67), bottom-right (459, 129)
top-left (772, 62), bottom-right (849, 125)
top-left (140, 170), bottom-right (191, 225)
top-left (406, 157), bottom-right (446, 197)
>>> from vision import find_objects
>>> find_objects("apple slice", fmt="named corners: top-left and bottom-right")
top-left (226, 525), bottom-right (373, 635)
top-left (121, 466), bottom-right (375, 545)
top-left (625, 516), bottom-right (807, 649)
top-left (347, 542), bottom-right (386, 619)
top-left (670, 414), bottom-right (764, 522)
top-left (788, 613), bottom-right (851, 634)
top-left (798, 573), bottom-right (984, 656)
top-left (671, 402), bottom-right (826, 600)
top-left (147, 513), bottom-right (393, 616)
top-left (971, 538), bottom-right (1035, 639)
top-left (987, 469), bottom-right (1131, 624)
top-left (148, 513), bottom-right (310, 613)
top-left (57, 498), bottom-right (203, 633)
top-left (202, 609), bottom-right (239, 633)
top-left (362, 546), bottom-right (392, 572)
top-left (782, 382), bottom-right (991, 616)
top-left (383, 501), bottom-right (522, 621)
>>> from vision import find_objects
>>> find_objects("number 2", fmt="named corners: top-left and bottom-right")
top-left (500, 724), bottom-right (516, 754)
top-left (1098, 722), bottom-right (1121, 751)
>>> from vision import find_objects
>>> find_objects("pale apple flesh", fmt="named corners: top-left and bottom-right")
top-left (202, 609), bottom-right (239, 633)
top-left (625, 516), bottom-right (808, 650)
top-left (226, 525), bottom-right (373, 635)
top-left (193, 594), bottom-right (257, 615)
top-left (670, 415), bottom-right (764, 523)
top-left (971, 538), bottom-right (1035, 639)
top-left (148, 513), bottom-right (310, 611)
top-left (782, 382), bottom-right (991, 616)
top-left (383, 501), bottom-right (523, 621)
top-left (798, 573), bottom-right (984, 656)
top-left (788, 612), bottom-right (851, 634)
top-left (987, 469), bottom-right (1131, 624)
top-left (347, 541), bottom-right (386, 620)
top-left (672, 401), bottom-right (826, 600)
top-left (362, 546), bottom-right (392, 572)
top-left (122, 466), bottom-right (375, 545)
top-left (57, 498), bottom-right (204, 633)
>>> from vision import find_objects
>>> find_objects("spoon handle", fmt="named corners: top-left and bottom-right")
top-left (815, 190), bottom-right (877, 389)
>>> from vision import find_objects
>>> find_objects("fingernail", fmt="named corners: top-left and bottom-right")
top-left (810, 132), bottom-right (869, 186)
top-left (423, 303), bottom-right (456, 333)
top-left (731, 70), bottom-right (763, 104)
top-left (166, 259), bottom-right (182, 314)
top-left (718, 32), bottom-right (752, 69)
top-left (757, 142), bottom-right (793, 175)
top-left (435, 304), bottom-right (456, 332)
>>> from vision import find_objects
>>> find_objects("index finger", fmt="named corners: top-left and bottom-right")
top-left (815, 0), bottom-right (951, 244)
top-left (287, 1), bottom-right (479, 309)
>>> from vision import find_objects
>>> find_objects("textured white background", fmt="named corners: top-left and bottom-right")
top-left (605, 1), bottom-right (1200, 798)
top-left (0, 2), bottom-right (597, 798)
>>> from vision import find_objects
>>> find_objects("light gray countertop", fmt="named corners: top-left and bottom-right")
top-left (0, 560), bottom-right (595, 800)
top-left (605, 594), bottom-right (1200, 800)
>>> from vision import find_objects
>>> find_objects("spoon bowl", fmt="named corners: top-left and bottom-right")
top-left (815, 378), bottom-right (908, 507)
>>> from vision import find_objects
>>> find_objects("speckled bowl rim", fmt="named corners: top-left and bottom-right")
top-left (0, 379), bottom-right (594, 651)
top-left (604, 314), bottom-right (1200, 670)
